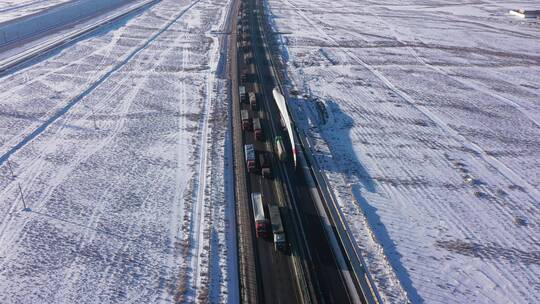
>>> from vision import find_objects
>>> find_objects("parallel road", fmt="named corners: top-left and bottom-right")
top-left (0, 0), bottom-right (160, 73)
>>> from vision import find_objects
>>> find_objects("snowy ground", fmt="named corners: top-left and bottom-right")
top-left (265, 0), bottom-right (540, 303)
top-left (0, 0), bottom-right (75, 23)
top-left (0, 0), bottom-right (237, 303)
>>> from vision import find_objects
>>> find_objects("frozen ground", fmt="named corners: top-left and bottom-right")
top-left (265, 0), bottom-right (540, 303)
top-left (0, 0), bottom-right (237, 303)
top-left (0, 0), bottom-right (74, 23)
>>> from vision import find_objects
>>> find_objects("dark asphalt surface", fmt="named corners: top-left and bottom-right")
top-left (234, 0), bottom-right (353, 303)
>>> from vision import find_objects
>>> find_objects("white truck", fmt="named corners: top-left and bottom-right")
top-left (239, 86), bottom-right (247, 103)
top-left (269, 205), bottom-right (286, 251)
top-left (251, 192), bottom-right (268, 238)
top-left (249, 91), bottom-right (257, 110)
top-left (275, 136), bottom-right (286, 161)
top-left (244, 144), bottom-right (256, 173)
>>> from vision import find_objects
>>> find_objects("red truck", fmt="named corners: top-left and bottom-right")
top-left (253, 117), bottom-right (263, 140)
top-left (241, 109), bottom-right (251, 131)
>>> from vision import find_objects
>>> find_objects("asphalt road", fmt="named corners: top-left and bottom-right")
top-left (232, 0), bottom-right (355, 303)
top-left (232, 1), bottom-right (302, 303)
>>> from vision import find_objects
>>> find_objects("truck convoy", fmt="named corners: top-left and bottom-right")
top-left (268, 205), bottom-right (286, 251)
top-left (244, 144), bottom-right (256, 173)
top-left (259, 152), bottom-right (271, 178)
top-left (253, 117), bottom-right (263, 140)
top-left (241, 109), bottom-right (251, 131)
top-left (275, 136), bottom-right (286, 161)
top-left (251, 192), bottom-right (268, 238)
top-left (249, 91), bottom-right (257, 110)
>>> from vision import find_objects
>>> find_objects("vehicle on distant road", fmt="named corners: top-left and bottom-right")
top-left (251, 192), bottom-right (269, 238)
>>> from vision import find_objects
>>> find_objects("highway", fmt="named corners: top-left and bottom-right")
top-left (230, 0), bottom-right (358, 303)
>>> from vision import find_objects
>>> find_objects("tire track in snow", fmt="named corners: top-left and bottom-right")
top-left (187, 34), bottom-right (215, 304)
top-left (319, 50), bottom-right (537, 303)
top-left (0, 0), bottom-right (202, 168)
top-left (279, 0), bottom-right (540, 203)
top-left (0, 0), bottom-right (202, 282)
top-left (279, 1), bottom-right (540, 302)
top-left (366, 10), bottom-right (540, 129)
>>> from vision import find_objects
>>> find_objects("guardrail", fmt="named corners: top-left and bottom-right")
top-left (255, 0), bottom-right (383, 303)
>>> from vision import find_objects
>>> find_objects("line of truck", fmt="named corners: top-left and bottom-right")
top-left (238, 8), bottom-right (288, 252)
top-left (251, 192), bottom-right (287, 251)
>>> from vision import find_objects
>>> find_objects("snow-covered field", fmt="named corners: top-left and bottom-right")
top-left (265, 0), bottom-right (540, 303)
top-left (0, 0), bottom-right (237, 303)
top-left (0, 0), bottom-right (74, 23)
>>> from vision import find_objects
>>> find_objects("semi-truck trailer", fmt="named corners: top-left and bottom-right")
top-left (241, 109), bottom-right (251, 131)
top-left (239, 86), bottom-right (246, 103)
top-left (251, 192), bottom-right (268, 238)
top-left (244, 144), bottom-right (256, 173)
top-left (240, 70), bottom-right (247, 83)
top-left (259, 152), bottom-right (271, 178)
top-left (253, 117), bottom-right (263, 140)
top-left (249, 91), bottom-right (257, 110)
top-left (244, 52), bottom-right (252, 64)
top-left (275, 136), bottom-right (286, 161)
top-left (268, 205), bottom-right (286, 251)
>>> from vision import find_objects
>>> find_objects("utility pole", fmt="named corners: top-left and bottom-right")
top-left (90, 107), bottom-right (98, 130)
top-left (83, 104), bottom-right (99, 130)
top-left (6, 160), bottom-right (15, 179)
top-left (18, 183), bottom-right (29, 211)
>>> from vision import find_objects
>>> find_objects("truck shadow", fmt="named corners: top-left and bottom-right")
top-left (305, 98), bottom-right (423, 303)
